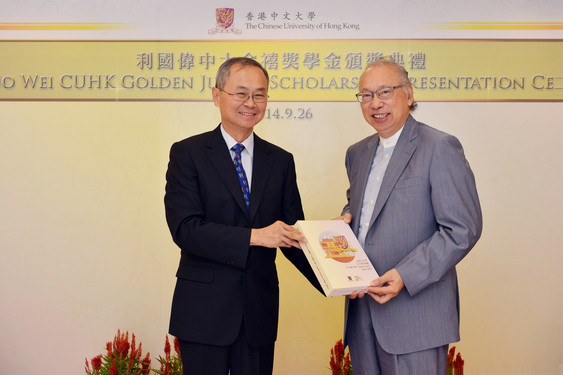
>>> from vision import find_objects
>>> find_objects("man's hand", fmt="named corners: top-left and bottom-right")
top-left (250, 220), bottom-right (307, 249)
top-left (349, 290), bottom-right (366, 299)
top-left (366, 268), bottom-right (404, 304)
top-left (333, 213), bottom-right (352, 224)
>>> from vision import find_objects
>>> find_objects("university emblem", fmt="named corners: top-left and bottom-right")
top-left (216, 8), bottom-right (234, 29)
top-left (209, 8), bottom-right (241, 35)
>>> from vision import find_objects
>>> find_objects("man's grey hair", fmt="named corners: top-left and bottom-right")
top-left (215, 57), bottom-right (269, 90)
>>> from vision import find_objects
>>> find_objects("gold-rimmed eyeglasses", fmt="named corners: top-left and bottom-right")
top-left (218, 88), bottom-right (269, 103)
top-left (355, 84), bottom-right (409, 103)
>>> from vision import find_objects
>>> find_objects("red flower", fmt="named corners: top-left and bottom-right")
top-left (113, 330), bottom-right (131, 360)
top-left (455, 352), bottom-right (464, 366)
top-left (91, 355), bottom-right (102, 371)
top-left (140, 352), bottom-right (152, 375)
top-left (109, 357), bottom-right (118, 375)
top-left (446, 346), bottom-right (464, 374)
top-left (164, 335), bottom-right (171, 360)
top-left (447, 346), bottom-right (456, 368)
top-left (329, 339), bottom-right (352, 375)
top-left (128, 334), bottom-right (137, 371)
top-left (173, 337), bottom-right (181, 357)
top-left (343, 352), bottom-right (352, 374)
top-left (84, 358), bottom-right (91, 373)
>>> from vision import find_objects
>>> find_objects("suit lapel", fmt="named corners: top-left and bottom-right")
top-left (369, 116), bottom-right (418, 227)
top-left (205, 126), bottom-right (250, 217)
top-left (249, 134), bottom-right (272, 221)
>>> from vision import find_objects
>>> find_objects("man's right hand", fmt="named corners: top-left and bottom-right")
top-left (333, 213), bottom-right (352, 224)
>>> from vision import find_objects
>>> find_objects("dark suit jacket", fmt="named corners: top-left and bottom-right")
top-left (164, 125), bottom-right (320, 348)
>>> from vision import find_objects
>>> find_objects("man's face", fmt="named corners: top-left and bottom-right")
top-left (212, 64), bottom-right (268, 141)
top-left (358, 64), bottom-right (413, 139)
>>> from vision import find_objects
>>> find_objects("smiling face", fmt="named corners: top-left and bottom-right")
top-left (359, 64), bottom-right (414, 139)
top-left (212, 64), bottom-right (268, 142)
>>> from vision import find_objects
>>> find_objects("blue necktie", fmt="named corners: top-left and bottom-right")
top-left (231, 143), bottom-right (250, 213)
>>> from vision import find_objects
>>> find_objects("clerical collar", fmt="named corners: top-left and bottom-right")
top-left (380, 126), bottom-right (404, 149)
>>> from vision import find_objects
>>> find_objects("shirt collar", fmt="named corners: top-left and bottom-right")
top-left (220, 125), bottom-right (254, 157)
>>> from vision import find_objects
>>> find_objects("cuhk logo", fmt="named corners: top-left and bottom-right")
top-left (209, 8), bottom-right (241, 34)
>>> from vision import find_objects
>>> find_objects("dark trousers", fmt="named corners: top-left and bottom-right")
top-left (178, 323), bottom-right (275, 375)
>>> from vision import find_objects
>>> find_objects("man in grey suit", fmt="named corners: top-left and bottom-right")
top-left (338, 59), bottom-right (482, 374)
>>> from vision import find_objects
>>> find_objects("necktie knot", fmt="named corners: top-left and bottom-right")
top-left (232, 143), bottom-right (245, 154)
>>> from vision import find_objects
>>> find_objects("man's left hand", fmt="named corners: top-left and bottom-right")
top-left (366, 268), bottom-right (404, 304)
top-left (250, 221), bottom-right (307, 249)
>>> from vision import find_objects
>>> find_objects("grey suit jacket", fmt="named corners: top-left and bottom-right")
top-left (343, 115), bottom-right (482, 354)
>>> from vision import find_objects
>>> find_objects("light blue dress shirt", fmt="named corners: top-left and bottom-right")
top-left (357, 127), bottom-right (404, 247)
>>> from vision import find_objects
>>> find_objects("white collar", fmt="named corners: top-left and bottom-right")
top-left (380, 126), bottom-right (404, 149)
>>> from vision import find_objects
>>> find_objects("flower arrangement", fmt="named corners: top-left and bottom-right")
top-left (329, 339), bottom-right (353, 375)
top-left (85, 331), bottom-right (183, 375)
top-left (84, 330), bottom-right (151, 375)
top-left (447, 346), bottom-right (464, 375)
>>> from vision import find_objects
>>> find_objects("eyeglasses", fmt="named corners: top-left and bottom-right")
top-left (218, 88), bottom-right (269, 103)
top-left (355, 84), bottom-right (409, 103)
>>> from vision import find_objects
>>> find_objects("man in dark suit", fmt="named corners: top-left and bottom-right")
top-left (339, 59), bottom-right (482, 374)
top-left (164, 57), bottom-right (320, 375)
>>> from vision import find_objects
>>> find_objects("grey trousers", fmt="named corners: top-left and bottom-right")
top-left (347, 299), bottom-right (448, 375)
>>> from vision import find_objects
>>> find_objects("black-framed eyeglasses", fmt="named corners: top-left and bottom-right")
top-left (218, 88), bottom-right (269, 103)
top-left (355, 84), bottom-right (409, 103)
